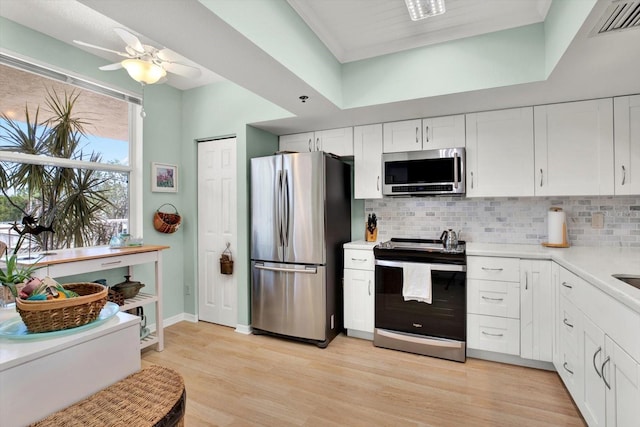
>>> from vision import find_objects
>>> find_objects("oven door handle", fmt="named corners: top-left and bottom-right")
top-left (375, 259), bottom-right (466, 272)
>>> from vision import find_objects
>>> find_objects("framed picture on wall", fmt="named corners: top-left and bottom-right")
top-left (151, 162), bottom-right (178, 193)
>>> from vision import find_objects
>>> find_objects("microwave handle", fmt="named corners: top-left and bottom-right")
top-left (454, 151), bottom-right (459, 189)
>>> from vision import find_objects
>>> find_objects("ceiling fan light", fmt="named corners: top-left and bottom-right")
top-left (121, 58), bottom-right (166, 84)
top-left (405, 0), bottom-right (446, 21)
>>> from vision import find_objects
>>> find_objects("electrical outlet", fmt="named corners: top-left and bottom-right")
top-left (592, 212), bottom-right (604, 229)
top-left (184, 285), bottom-right (191, 295)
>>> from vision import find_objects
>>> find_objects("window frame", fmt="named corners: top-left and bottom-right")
top-left (0, 52), bottom-right (143, 242)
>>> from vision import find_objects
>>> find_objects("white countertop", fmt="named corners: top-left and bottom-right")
top-left (467, 243), bottom-right (640, 315)
top-left (0, 309), bottom-right (139, 371)
top-left (344, 240), bottom-right (379, 250)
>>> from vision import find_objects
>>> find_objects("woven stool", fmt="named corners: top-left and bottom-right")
top-left (30, 365), bottom-right (185, 427)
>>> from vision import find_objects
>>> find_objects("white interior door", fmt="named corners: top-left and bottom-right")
top-left (197, 138), bottom-right (237, 327)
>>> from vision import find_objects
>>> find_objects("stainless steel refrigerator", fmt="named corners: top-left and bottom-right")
top-left (250, 151), bottom-right (351, 347)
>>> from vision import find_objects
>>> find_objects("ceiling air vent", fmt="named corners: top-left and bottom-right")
top-left (591, 0), bottom-right (640, 36)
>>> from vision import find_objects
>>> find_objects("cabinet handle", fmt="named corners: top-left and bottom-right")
top-left (101, 260), bottom-right (122, 267)
top-left (368, 279), bottom-right (372, 296)
top-left (316, 137), bottom-right (320, 151)
top-left (425, 126), bottom-right (429, 143)
top-left (563, 362), bottom-right (574, 375)
top-left (525, 272), bottom-right (528, 290)
top-left (415, 127), bottom-right (419, 143)
top-left (351, 258), bottom-right (367, 262)
top-left (481, 267), bottom-right (503, 271)
top-left (563, 318), bottom-right (574, 328)
top-left (308, 138), bottom-right (312, 152)
top-left (622, 165), bottom-right (626, 185)
top-left (593, 347), bottom-right (603, 378)
top-left (470, 171), bottom-right (474, 189)
top-left (601, 356), bottom-right (611, 390)
top-left (481, 331), bottom-right (504, 337)
top-left (540, 169), bottom-right (544, 187)
top-left (377, 176), bottom-right (380, 191)
top-left (481, 296), bottom-right (504, 302)
top-left (561, 281), bottom-right (573, 289)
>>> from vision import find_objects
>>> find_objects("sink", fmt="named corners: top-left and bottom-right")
top-left (612, 274), bottom-right (640, 290)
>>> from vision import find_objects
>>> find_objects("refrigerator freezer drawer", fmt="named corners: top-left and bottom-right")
top-left (251, 262), bottom-right (327, 341)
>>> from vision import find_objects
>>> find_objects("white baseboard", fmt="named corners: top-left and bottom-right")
top-left (467, 349), bottom-right (556, 371)
top-left (235, 324), bottom-right (252, 335)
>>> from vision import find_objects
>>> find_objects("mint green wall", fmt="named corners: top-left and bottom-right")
top-left (544, 0), bottom-right (597, 76)
top-left (342, 24), bottom-right (545, 109)
top-left (181, 82), bottom-right (289, 324)
top-left (0, 18), bottom-right (186, 322)
top-left (199, 0), bottom-right (342, 107)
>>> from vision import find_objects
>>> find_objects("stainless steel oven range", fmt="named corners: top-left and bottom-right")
top-left (373, 238), bottom-right (466, 362)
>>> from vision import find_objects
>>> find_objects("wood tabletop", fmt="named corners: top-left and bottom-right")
top-left (16, 245), bottom-right (170, 266)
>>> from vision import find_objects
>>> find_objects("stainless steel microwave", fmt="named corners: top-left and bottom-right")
top-left (382, 147), bottom-right (465, 196)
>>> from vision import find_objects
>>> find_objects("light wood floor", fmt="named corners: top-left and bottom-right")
top-left (142, 321), bottom-right (586, 427)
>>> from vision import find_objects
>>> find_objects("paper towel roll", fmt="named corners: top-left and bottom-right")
top-left (548, 208), bottom-right (566, 245)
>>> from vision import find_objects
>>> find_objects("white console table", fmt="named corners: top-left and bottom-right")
top-left (28, 245), bottom-right (169, 351)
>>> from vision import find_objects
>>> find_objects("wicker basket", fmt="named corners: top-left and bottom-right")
top-left (107, 288), bottom-right (125, 306)
top-left (16, 283), bottom-right (108, 333)
top-left (154, 203), bottom-right (182, 234)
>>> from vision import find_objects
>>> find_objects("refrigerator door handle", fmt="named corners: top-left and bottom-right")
top-left (283, 170), bottom-right (290, 246)
top-left (277, 169), bottom-right (284, 247)
top-left (255, 264), bottom-right (318, 274)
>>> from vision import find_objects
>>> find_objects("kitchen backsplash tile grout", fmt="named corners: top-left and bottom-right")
top-left (364, 196), bottom-right (640, 247)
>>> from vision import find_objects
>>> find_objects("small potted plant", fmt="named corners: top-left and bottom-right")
top-left (0, 218), bottom-right (46, 306)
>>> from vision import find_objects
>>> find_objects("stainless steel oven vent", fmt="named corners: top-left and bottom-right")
top-left (590, 0), bottom-right (640, 36)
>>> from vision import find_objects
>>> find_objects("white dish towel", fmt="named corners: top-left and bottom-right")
top-left (402, 262), bottom-right (432, 304)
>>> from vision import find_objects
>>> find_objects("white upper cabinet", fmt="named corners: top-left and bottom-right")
top-left (614, 95), bottom-right (640, 195)
top-left (353, 124), bottom-right (383, 199)
top-left (279, 132), bottom-right (314, 153)
top-left (383, 119), bottom-right (422, 152)
top-left (534, 99), bottom-right (614, 196)
top-left (422, 114), bottom-right (465, 149)
top-left (465, 107), bottom-right (534, 197)
top-left (316, 127), bottom-right (354, 157)
top-left (279, 128), bottom-right (353, 157)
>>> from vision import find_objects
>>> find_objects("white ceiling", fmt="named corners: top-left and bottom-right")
top-left (287, 0), bottom-right (552, 63)
top-left (1, 0), bottom-right (640, 135)
top-left (1, 0), bottom-right (552, 88)
top-left (0, 0), bottom-right (225, 90)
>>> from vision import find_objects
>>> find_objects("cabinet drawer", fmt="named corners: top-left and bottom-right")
top-left (43, 252), bottom-right (158, 278)
top-left (467, 256), bottom-right (520, 282)
top-left (467, 314), bottom-right (520, 355)
top-left (559, 295), bottom-right (581, 355)
top-left (467, 279), bottom-right (519, 319)
top-left (558, 267), bottom-right (582, 305)
top-left (344, 249), bottom-right (374, 271)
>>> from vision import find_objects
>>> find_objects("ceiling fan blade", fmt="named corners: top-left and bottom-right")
top-left (156, 48), bottom-right (180, 62)
top-left (73, 40), bottom-right (129, 57)
top-left (99, 62), bottom-right (123, 71)
top-left (163, 61), bottom-right (202, 79)
top-left (113, 28), bottom-right (144, 54)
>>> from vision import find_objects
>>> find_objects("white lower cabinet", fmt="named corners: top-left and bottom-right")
top-left (466, 256), bottom-right (520, 356)
top-left (343, 243), bottom-right (376, 337)
top-left (343, 269), bottom-right (374, 334)
top-left (520, 260), bottom-right (553, 362)
top-left (467, 313), bottom-right (520, 355)
top-left (554, 265), bottom-right (640, 427)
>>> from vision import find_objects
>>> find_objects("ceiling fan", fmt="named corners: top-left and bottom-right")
top-left (73, 28), bottom-right (201, 84)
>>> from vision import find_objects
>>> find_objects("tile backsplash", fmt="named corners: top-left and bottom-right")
top-left (365, 196), bottom-right (640, 247)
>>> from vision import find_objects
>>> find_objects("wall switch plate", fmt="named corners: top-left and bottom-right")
top-left (592, 212), bottom-right (604, 229)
